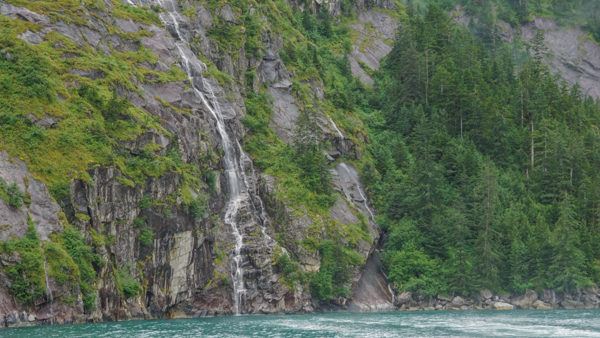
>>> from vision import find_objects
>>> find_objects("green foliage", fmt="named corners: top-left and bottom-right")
top-left (116, 266), bottom-right (141, 299)
top-left (0, 6), bottom-right (192, 202)
top-left (0, 177), bottom-right (27, 208)
top-left (184, 195), bottom-right (207, 220)
top-left (59, 227), bottom-right (100, 312)
top-left (243, 93), bottom-right (334, 212)
top-left (292, 111), bottom-right (334, 203)
top-left (1, 223), bottom-right (45, 305)
top-left (310, 241), bottom-right (362, 302)
top-left (274, 250), bottom-right (305, 287)
top-left (372, 4), bottom-right (600, 297)
top-left (384, 248), bottom-right (444, 297)
top-left (138, 227), bottom-right (154, 248)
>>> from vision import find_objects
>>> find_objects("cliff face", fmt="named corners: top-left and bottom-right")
top-left (0, 0), bottom-right (398, 326)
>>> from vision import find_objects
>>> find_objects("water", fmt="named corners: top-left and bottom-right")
top-left (339, 163), bottom-right (376, 221)
top-left (43, 258), bottom-right (54, 325)
top-left (3, 310), bottom-right (600, 337)
top-left (136, 0), bottom-right (272, 314)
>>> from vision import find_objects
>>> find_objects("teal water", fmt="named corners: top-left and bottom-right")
top-left (2, 310), bottom-right (600, 337)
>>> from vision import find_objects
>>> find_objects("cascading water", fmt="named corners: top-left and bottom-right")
top-left (131, 0), bottom-right (271, 315)
top-left (329, 117), bottom-right (345, 141)
top-left (339, 163), bottom-right (375, 221)
top-left (43, 257), bottom-right (54, 324)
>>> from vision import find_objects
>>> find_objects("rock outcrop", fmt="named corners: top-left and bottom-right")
top-left (0, 0), bottom-right (397, 327)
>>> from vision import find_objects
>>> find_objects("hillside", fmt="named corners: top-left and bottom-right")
top-left (0, 0), bottom-right (599, 327)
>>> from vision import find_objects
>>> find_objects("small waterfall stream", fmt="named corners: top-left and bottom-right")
top-left (43, 257), bottom-right (54, 324)
top-left (339, 163), bottom-right (375, 221)
top-left (129, 0), bottom-right (271, 314)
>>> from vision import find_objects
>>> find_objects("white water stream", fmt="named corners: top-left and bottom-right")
top-left (43, 257), bottom-right (54, 324)
top-left (129, 0), bottom-right (271, 315)
top-left (339, 163), bottom-right (375, 221)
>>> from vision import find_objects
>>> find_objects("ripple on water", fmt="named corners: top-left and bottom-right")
top-left (3, 310), bottom-right (600, 337)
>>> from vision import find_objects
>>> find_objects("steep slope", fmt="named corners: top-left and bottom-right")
top-left (0, 0), bottom-right (398, 326)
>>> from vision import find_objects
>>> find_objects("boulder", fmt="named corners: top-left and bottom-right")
top-left (396, 291), bottom-right (413, 306)
top-left (561, 299), bottom-right (585, 309)
top-left (532, 300), bottom-right (553, 310)
top-left (511, 290), bottom-right (538, 309)
top-left (480, 289), bottom-right (493, 300)
top-left (492, 302), bottom-right (514, 310)
top-left (451, 296), bottom-right (465, 307)
top-left (437, 294), bottom-right (452, 302)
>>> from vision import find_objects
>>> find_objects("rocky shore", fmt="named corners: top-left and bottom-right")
top-left (394, 287), bottom-right (600, 312)
top-left (4, 287), bottom-right (600, 328)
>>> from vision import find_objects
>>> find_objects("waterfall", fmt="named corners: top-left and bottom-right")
top-left (43, 257), bottom-right (54, 324)
top-left (339, 163), bottom-right (375, 221)
top-left (329, 117), bottom-right (345, 141)
top-left (136, 0), bottom-right (261, 315)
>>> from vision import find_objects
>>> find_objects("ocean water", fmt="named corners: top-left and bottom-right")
top-left (2, 310), bottom-right (600, 337)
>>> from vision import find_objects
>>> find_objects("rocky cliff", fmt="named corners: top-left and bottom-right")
top-left (0, 0), bottom-right (399, 326)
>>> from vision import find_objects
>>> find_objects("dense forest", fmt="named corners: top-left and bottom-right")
top-left (364, 2), bottom-right (600, 297)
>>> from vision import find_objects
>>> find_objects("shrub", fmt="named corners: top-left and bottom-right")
top-left (0, 178), bottom-right (26, 209)
top-left (310, 241), bottom-right (362, 302)
top-left (116, 267), bottom-right (141, 299)
top-left (1, 223), bottom-right (45, 304)
top-left (139, 227), bottom-right (154, 247)
top-left (60, 227), bottom-right (100, 312)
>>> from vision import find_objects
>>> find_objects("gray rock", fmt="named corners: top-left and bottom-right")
top-left (561, 299), bottom-right (585, 309)
top-left (0, 3), bottom-right (49, 24)
top-left (532, 300), bottom-right (553, 310)
top-left (267, 87), bottom-right (300, 143)
top-left (479, 289), bottom-right (493, 300)
top-left (451, 296), bottom-right (465, 307)
top-left (347, 252), bottom-right (394, 312)
top-left (493, 302), bottom-right (514, 310)
top-left (0, 152), bottom-right (62, 241)
top-left (19, 30), bottom-right (43, 44)
top-left (115, 18), bottom-right (139, 33)
top-left (511, 290), bottom-right (538, 309)
top-left (437, 294), bottom-right (451, 302)
top-left (219, 4), bottom-right (236, 23)
top-left (348, 9), bottom-right (398, 86)
top-left (396, 291), bottom-right (413, 306)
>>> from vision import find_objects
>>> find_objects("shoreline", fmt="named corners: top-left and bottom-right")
top-left (4, 287), bottom-right (600, 329)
